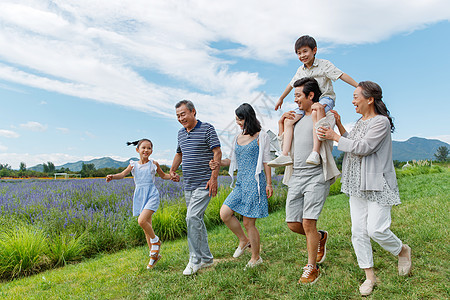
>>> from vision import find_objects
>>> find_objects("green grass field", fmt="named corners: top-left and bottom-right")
top-left (1, 172), bottom-right (449, 299)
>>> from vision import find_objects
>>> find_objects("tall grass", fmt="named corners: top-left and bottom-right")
top-left (46, 233), bottom-right (86, 267)
top-left (205, 187), bottom-right (232, 228)
top-left (395, 159), bottom-right (444, 178)
top-left (396, 164), bottom-right (444, 178)
top-left (0, 224), bottom-right (48, 278)
top-left (152, 201), bottom-right (187, 241)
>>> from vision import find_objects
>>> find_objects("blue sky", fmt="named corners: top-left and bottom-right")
top-left (0, 0), bottom-right (449, 169)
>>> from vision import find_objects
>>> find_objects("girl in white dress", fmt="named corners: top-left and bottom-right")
top-left (106, 139), bottom-right (174, 269)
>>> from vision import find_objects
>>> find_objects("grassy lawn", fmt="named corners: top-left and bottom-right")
top-left (1, 172), bottom-right (449, 299)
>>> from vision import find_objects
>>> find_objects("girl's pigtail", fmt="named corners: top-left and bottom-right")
top-left (126, 140), bottom-right (140, 146)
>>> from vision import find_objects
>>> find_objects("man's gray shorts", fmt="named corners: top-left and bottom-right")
top-left (285, 170), bottom-right (331, 222)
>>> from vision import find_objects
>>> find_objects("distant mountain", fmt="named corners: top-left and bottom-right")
top-left (29, 157), bottom-right (138, 172)
top-left (332, 137), bottom-right (449, 161)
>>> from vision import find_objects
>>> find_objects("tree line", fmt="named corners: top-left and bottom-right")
top-left (0, 162), bottom-right (176, 179)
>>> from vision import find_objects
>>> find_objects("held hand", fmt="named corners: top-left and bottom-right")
top-left (205, 178), bottom-right (218, 197)
top-left (275, 98), bottom-right (283, 111)
top-left (311, 103), bottom-right (325, 111)
top-left (106, 175), bottom-right (113, 182)
top-left (209, 159), bottom-right (220, 170)
top-left (266, 185), bottom-right (273, 198)
top-left (280, 111), bottom-right (296, 123)
top-left (330, 110), bottom-right (341, 125)
top-left (317, 126), bottom-right (337, 141)
top-left (170, 171), bottom-right (180, 182)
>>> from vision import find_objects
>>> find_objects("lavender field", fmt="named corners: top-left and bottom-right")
top-left (0, 176), bottom-right (287, 279)
top-left (1, 177), bottom-right (184, 235)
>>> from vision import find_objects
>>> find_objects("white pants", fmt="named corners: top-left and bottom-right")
top-left (350, 196), bottom-right (403, 269)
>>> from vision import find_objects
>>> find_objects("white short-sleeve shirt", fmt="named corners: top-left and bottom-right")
top-left (289, 58), bottom-right (343, 101)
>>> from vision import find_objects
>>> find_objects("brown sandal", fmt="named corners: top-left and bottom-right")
top-left (147, 240), bottom-right (161, 269)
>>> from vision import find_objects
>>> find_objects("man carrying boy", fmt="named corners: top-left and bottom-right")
top-left (170, 100), bottom-right (222, 275)
top-left (269, 35), bottom-right (357, 167)
top-left (281, 77), bottom-right (336, 284)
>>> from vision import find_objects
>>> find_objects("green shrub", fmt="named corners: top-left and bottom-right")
top-left (83, 225), bottom-right (125, 256)
top-left (123, 216), bottom-right (146, 247)
top-left (153, 201), bottom-right (187, 241)
top-left (46, 232), bottom-right (86, 267)
top-left (205, 187), bottom-right (231, 228)
top-left (396, 165), bottom-right (444, 178)
top-left (0, 224), bottom-right (48, 279)
top-left (329, 177), bottom-right (342, 196)
top-left (268, 186), bottom-right (287, 213)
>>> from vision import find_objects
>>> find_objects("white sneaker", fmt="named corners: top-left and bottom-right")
top-left (306, 151), bottom-right (320, 165)
top-left (244, 257), bottom-right (263, 270)
top-left (233, 241), bottom-right (251, 258)
top-left (182, 262), bottom-right (201, 275)
top-left (267, 155), bottom-right (293, 167)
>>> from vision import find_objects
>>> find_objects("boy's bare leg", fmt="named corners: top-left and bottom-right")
top-left (307, 105), bottom-right (326, 165)
top-left (268, 114), bottom-right (303, 167)
top-left (311, 109), bottom-right (324, 153)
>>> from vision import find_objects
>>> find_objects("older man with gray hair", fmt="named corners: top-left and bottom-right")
top-left (170, 100), bottom-right (222, 275)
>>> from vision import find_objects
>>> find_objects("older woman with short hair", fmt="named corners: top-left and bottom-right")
top-left (318, 81), bottom-right (412, 296)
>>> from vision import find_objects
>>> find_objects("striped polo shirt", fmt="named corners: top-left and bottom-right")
top-left (176, 120), bottom-right (221, 191)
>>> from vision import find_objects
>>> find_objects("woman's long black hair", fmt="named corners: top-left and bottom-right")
top-left (359, 81), bottom-right (395, 133)
top-left (235, 103), bottom-right (261, 136)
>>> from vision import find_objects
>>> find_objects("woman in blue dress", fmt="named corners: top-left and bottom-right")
top-left (106, 139), bottom-right (174, 269)
top-left (212, 103), bottom-right (273, 269)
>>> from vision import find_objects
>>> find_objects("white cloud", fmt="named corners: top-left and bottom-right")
top-left (153, 158), bottom-right (173, 166)
top-left (0, 0), bottom-right (448, 128)
top-left (0, 129), bottom-right (19, 138)
top-left (0, 82), bottom-right (26, 93)
top-left (149, 149), bottom-right (175, 166)
top-left (0, 144), bottom-right (7, 152)
top-left (108, 155), bottom-right (133, 162)
top-left (56, 127), bottom-right (70, 134)
top-left (85, 131), bottom-right (96, 138)
top-left (19, 121), bottom-right (47, 132)
top-left (0, 152), bottom-right (99, 170)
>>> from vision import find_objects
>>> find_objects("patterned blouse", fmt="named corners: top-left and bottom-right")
top-left (341, 118), bottom-right (401, 206)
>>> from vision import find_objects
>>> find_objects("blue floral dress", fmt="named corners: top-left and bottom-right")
top-left (130, 160), bottom-right (160, 216)
top-left (223, 138), bottom-right (269, 218)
